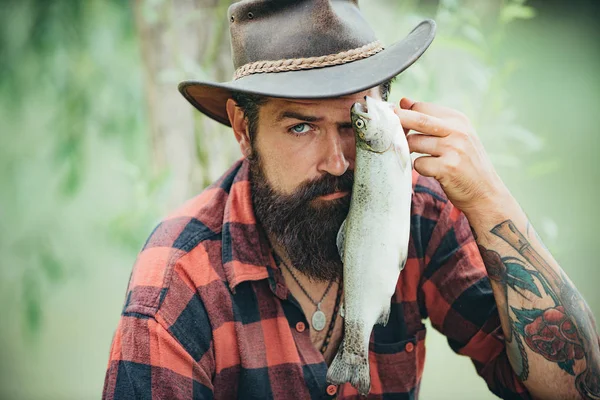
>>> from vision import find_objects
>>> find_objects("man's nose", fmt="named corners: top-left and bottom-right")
top-left (317, 130), bottom-right (351, 176)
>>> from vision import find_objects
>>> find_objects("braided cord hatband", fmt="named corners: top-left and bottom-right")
top-left (233, 41), bottom-right (384, 80)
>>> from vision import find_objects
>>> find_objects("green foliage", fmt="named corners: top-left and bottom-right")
top-left (0, 0), bottom-right (155, 335)
top-left (39, 245), bottom-right (64, 283)
top-left (22, 270), bottom-right (42, 335)
top-left (500, 3), bottom-right (537, 24)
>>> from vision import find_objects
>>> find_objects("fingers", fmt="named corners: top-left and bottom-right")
top-left (406, 133), bottom-right (444, 156)
top-left (400, 97), bottom-right (467, 120)
top-left (399, 97), bottom-right (417, 111)
top-left (397, 97), bottom-right (471, 138)
top-left (396, 109), bottom-right (457, 137)
top-left (412, 155), bottom-right (440, 179)
top-left (393, 105), bottom-right (411, 135)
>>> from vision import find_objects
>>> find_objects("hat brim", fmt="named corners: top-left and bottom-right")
top-left (178, 19), bottom-right (436, 127)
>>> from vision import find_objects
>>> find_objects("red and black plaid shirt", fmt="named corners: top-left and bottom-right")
top-left (103, 159), bottom-right (530, 399)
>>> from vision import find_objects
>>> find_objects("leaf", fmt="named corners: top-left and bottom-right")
top-left (513, 320), bottom-right (526, 337)
top-left (500, 4), bottom-right (537, 24)
top-left (60, 155), bottom-right (82, 197)
top-left (528, 270), bottom-right (560, 306)
top-left (505, 261), bottom-right (542, 298)
top-left (23, 271), bottom-right (42, 334)
top-left (526, 159), bottom-right (561, 179)
top-left (39, 248), bottom-right (63, 283)
top-left (511, 307), bottom-right (544, 328)
top-left (558, 360), bottom-right (576, 376)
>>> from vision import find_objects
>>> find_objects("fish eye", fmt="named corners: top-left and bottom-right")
top-left (355, 119), bottom-right (365, 129)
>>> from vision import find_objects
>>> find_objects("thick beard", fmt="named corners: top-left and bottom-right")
top-left (249, 153), bottom-right (352, 282)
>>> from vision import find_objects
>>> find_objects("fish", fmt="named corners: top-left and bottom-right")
top-left (326, 96), bottom-right (413, 395)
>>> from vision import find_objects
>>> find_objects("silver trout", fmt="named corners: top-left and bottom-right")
top-left (326, 96), bottom-right (412, 395)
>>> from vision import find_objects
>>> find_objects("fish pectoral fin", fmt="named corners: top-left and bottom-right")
top-left (377, 305), bottom-right (391, 326)
top-left (399, 252), bottom-right (408, 272)
top-left (393, 131), bottom-right (411, 170)
top-left (337, 219), bottom-right (347, 260)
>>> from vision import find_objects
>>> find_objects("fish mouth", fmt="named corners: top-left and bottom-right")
top-left (351, 101), bottom-right (370, 120)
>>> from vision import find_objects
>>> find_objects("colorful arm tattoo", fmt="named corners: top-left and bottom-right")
top-left (479, 220), bottom-right (600, 399)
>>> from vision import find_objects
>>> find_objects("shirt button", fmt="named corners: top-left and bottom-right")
top-left (295, 321), bottom-right (306, 332)
top-left (326, 384), bottom-right (337, 396)
top-left (405, 342), bottom-right (415, 353)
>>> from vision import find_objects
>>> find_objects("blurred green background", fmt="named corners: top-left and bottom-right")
top-left (0, 0), bottom-right (598, 399)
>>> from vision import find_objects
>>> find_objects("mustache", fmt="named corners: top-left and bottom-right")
top-left (290, 169), bottom-right (354, 204)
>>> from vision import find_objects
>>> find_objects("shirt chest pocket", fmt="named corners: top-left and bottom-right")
top-left (366, 324), bottom-right (426, 396)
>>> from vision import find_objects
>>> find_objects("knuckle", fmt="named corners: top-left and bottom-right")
top-left (453, 135), bottom-right (468, 152)
top-left (444, 151), bottom-right (461, 172)
top-left (417, 113), bottom-right (429, 130)
top-left (436, 138), bottom-right (448, 153)
top-left (431, 137), bottom-right (444, 154)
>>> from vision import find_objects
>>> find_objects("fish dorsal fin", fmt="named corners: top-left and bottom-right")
top-left (337, 219), bottom-right (347, 260)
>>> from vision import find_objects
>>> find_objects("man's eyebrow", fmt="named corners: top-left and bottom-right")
top-left (276, 111), bottom-right (323, 123)
top-left (275, 111), bottom-right (353, 129)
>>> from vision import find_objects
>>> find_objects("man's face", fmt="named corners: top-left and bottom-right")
top-left (252, 88), bottom-right (380, 195)
top-left (233, 87), bottom-right (382, 282)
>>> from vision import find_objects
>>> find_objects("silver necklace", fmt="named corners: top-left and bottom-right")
top-left (279, 260), bottom-right (334, 332)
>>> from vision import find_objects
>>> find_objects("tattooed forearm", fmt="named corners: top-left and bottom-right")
top-left (477, 219), bottom-right (600, 399)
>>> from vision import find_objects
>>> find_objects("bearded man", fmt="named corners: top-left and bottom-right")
top-left (102, 1), bottom-right (600, 399)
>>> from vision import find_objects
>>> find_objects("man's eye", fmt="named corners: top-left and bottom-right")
top-left (289, 123), bottom-right (311, 135)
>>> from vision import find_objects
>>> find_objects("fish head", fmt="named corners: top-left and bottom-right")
top-left (351, 96), bottom-right (398, 154)
top-left (351, 96), bottom-right (411, 170)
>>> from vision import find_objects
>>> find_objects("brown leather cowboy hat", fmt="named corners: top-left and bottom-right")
top-left (178, 0), bottom-right (436, 127)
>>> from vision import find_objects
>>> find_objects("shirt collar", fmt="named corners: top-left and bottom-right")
top-left (221, 159), bottom-right (283, 294)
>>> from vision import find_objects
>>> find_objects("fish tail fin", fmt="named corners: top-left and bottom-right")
top-left (377, 306), bottom-right (391, 326)
top-left (327, 340), bottom-right (371, 395)
top-left (327, 323), bottom-right (371, 395)
top-left (351, 363), bottom-right (371, 396)
top-left (327, 339), bottom-right (352, 383)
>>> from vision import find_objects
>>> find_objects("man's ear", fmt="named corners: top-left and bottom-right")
top-left (226, 98), bottom-right (252, 158)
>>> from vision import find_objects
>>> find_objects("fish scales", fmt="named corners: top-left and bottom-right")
top-left (327, 96), bottom-right (412, 395)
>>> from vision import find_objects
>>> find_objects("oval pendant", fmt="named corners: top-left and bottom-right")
top-left (312, 310), bottom-right (326, 331)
